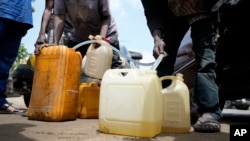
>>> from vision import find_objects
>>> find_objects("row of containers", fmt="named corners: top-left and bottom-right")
top-left (26, 40), bottom-right (191, 138)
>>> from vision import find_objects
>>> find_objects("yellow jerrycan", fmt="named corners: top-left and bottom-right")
top-left (27, 54), bottom-right (36, 68)
top-left (98, 69), bottom-right (163, 138)
top-left (77, 82), bottom-right (100, 119)
top-left (28, 45), bottom-right (82, 122)
top-left (84, 35), bottom-right (113, 79)
top-left (160, 73), bottom-right (191, 133)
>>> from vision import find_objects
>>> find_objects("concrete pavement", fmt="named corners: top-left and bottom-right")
top-left (1, 96), bottom-right (249, 141)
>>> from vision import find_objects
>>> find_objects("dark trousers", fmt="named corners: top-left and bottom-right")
top-left (159, 13), bottom-right (222, 120)
top-left (0, 18), bottom-right (27, 105)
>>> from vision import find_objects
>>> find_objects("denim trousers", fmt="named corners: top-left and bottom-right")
top-left (158, 15), bottom-right (222, 120)
top-left (0, 18), bottom-right (26, 106)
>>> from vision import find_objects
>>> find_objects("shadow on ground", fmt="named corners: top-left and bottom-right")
top-left (0, 123), bottom-right (36, 141)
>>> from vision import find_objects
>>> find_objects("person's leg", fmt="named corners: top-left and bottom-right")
top-left (191, 16), bottom-right (222, 132)
top-left (0, 18), bottom-right (24, 107)
top-left (159, 15), bottom-right (190, 87)
top-left (109, 36), bottom-right (123, 69)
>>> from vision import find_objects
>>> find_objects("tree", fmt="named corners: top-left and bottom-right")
top-left (10, 44), bottom-right (29, 73)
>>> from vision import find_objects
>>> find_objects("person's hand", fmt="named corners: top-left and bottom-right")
top-left (89, 35), bottom-right (110, 48)
top-left (153, 38), bottom-right (168, 59)
top-left (34, 34), bottom-right (48, 54)
top-left (34, 43), bottom-right (49, 55)
top-left (34, 33), bottom-right (47, 46)
top-left (214, 33), bottom-right (220, 45)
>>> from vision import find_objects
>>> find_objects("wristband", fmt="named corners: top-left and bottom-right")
top-left (104, 38), bottom-right (110, 43)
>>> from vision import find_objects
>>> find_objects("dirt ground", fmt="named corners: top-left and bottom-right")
top-left (1, 96), bottom-right (249, 141)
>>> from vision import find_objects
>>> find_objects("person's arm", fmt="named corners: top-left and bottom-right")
top-left (141, 0), bottom-right (167, 58)
top-left (53, 14), bottom-right (65, 45)
top-left (35, 0), bottom-right (54, 46)
top-left (98, 0), bottom-right (111, 39)
top-left (53, 0), bottom-right (66, 45)
top-left (34, 0), bottom-right (53, 54)
top-left (99, 15), bottom-right (110, 38)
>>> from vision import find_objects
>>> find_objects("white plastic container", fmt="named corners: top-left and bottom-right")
top-left (98, 69), bottom-right (162, 137)
top-left (160, 73), bottom-right (191, 133)
top-left (84, 35), bottom-right (113, 79)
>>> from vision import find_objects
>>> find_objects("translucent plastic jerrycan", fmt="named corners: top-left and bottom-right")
top-left (99, 69), bottom-right (163, 138)
top-left (84, 35), bottom-right (113, 79)
top-left (160, 73), bottom-right (191, 133)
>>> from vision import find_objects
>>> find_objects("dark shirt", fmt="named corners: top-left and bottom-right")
top-left (54, 0), bottom-right (118, 42)
top-left (141, 0), bottom-right (219, 36)
top-left (46, 13), bottom-right (73, 34)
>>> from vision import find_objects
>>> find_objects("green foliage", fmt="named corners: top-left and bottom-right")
top-left (32, 0), bottom-right (35, 12)
top-left (11, 44), bottom-right (29, 73)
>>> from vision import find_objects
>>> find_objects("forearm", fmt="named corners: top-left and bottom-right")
top-left (39, 10), bottom-right (52, 35)
top-left (53, 14), bottom-right (65, 45)
top-left (39, 0), bottom-right (53, 35)
top-left (153, 29), bottom-right (163, 42)
top-left (99, 16), bottom-right (111, 38)
top-left (141, 0), bottom-right (165, 37)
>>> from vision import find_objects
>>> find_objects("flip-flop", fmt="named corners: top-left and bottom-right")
top-left (0, 103), bottom-right (24, 114)
top-left (193, 113), bottom-right (221, 133)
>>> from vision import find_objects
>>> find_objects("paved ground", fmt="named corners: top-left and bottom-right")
top-left (0, 96), bottom-right (249, 141)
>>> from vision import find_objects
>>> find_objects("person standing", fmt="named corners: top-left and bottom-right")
top-left (0, 0), bottom-right (33, 113)
top-left (53, 0), bottom-right (122, 69)
top-left (141, 0), bottom-right (223, 132)
top-left (34, 0), bottom-right (73, 54)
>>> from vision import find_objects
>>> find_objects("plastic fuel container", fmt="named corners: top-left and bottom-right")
top-left (27, 46), bottom-right (82, 122)
top-left (160, 73), bottom-right (191, 133)
top-left (77, 82), bottom-right (100, 119)
top-left (98, 69), bottom-right (163, 137)
top-left (84, 35), bottom-right (112, 79)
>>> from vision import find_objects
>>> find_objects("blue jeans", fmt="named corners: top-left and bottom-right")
top-left (0, 18), bottom-right (27, 106)
top-left (159, 15), bottom-right (222, 120)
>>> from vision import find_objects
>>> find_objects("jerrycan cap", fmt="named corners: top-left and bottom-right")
top-left (176, 73), bottom-right (184, 81)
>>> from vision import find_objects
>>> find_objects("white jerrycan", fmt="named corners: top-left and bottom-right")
top-left (98, 69), bottom-right (163, 138)
top-left (160, 73), bottom-right (191, 133)
top-left (84, 35), bottom-right (113, 79)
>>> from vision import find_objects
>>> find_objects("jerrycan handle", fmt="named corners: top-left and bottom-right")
top-left (73, 40), bottom-right (164, 69)
top-left (160, 73), bottom-right (184, 88)
top-left (160, 73), bottom-right (184, 82)
top-left (159, 75), bottom-right (176, 89)
top-left (160, 76), bottom-right (175, 81)
top-left (89, 82), bottom-right (101, 88)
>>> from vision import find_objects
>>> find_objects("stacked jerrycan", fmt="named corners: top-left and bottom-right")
top-left (160, 73), bottom-right (191, 133)
top-left (97, 46), bottom-right (191, 137)
top-left (27, 46), bottom-right (82, 122)
top-left (77, 35), bottom-right (111, 119)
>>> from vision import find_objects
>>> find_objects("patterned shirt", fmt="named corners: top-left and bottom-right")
top-left (168, 0), bottom-right (217, 24)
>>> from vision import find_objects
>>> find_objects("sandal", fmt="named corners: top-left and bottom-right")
top-left (0, 103), bottom-right (23, 114)
top-left (193, 113), bottom-right (221, 133)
